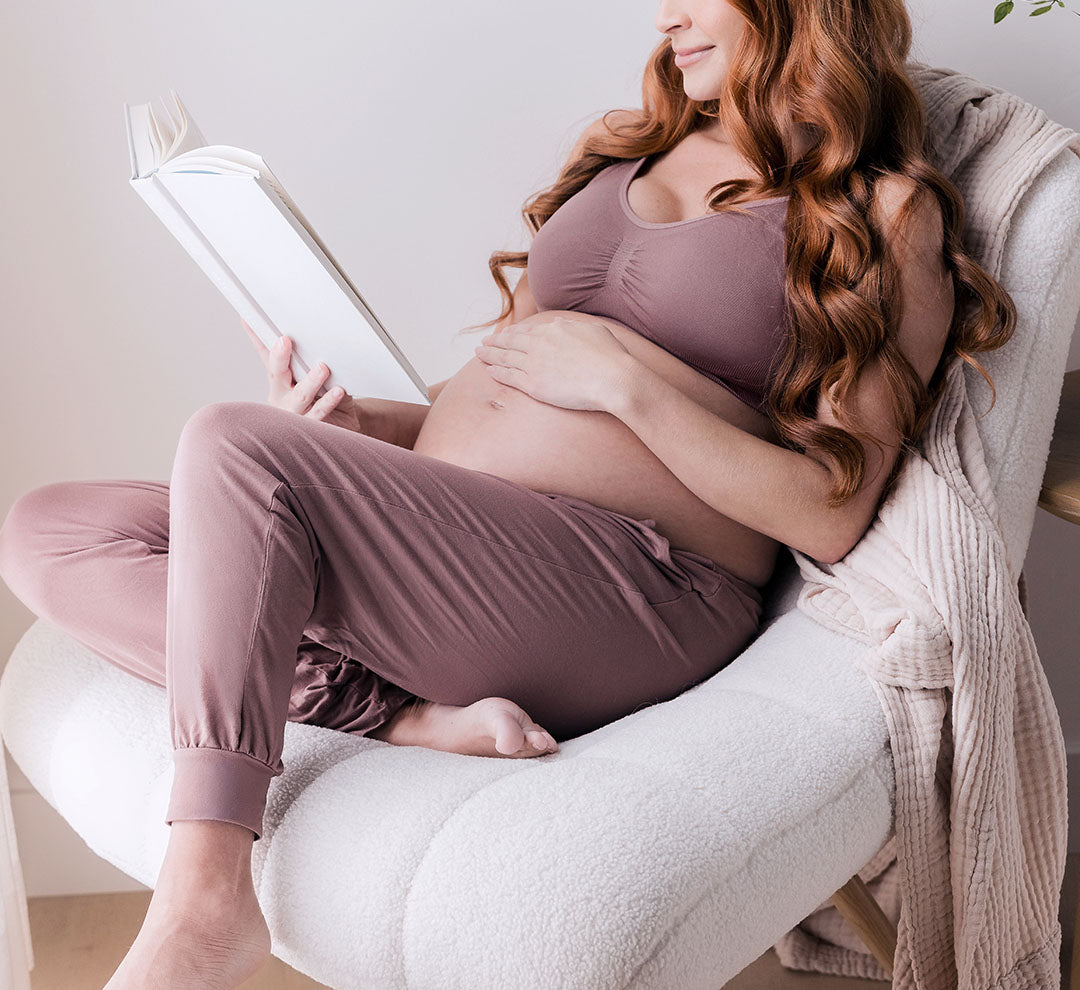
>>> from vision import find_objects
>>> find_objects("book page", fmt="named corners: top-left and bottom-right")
top-left (125, 90), bottom-right (209, 176)
top-left (158, 90), bottom-right (207, 162)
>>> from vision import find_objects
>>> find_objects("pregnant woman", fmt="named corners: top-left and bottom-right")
top-left (0, 0), bottom-right (1015, 986)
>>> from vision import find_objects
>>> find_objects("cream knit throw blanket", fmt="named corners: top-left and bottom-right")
top-left (770, 62), bottom-right (1080, 987)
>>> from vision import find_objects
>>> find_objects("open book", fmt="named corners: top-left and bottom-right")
top-left (124, 90), bottom-right (429, 404)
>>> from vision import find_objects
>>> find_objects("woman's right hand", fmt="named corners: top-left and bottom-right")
top-left (240, 319), bottom-right (367, 431)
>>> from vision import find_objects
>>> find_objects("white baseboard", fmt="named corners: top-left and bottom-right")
top-left (9, 783), bottom-right (146, 898)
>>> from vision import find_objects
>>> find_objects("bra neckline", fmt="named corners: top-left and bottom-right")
top-left (620, 155), bottom-right (790, 229)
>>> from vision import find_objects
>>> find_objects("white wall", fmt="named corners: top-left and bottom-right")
top-left (0, 0), bottom-right (1077, 895)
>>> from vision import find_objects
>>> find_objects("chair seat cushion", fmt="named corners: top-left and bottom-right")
top-left (0, 562), bottom-right (893, 989)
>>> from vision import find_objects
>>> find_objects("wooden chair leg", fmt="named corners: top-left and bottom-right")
top-left (829, 874), bottom-right (897, 975)
top-left (1073, 861), bottom-right (1080, 990)
top-left (1021, 564), bottom-right (1079, 987)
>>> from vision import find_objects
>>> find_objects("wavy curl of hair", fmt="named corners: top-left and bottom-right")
top-left (456, 0), bottom-right (1016, 509)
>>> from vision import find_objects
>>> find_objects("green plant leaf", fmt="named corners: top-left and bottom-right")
top-left (1029, 3), bottom-right (1053, 13)
top-left (994, 0), bottom-right (1015, 20)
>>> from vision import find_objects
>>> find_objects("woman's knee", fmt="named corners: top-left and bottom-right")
top-left (176, 401), bottom-right (287, 466)
top-left (0, 481), bottom-right (85, 605)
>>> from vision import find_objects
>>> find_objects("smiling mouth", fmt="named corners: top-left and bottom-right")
top-left (674, 46), bottom-right (715, 67)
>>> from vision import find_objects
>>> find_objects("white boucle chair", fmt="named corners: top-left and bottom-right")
top-left (1, 147), bottom-right (1079, 990)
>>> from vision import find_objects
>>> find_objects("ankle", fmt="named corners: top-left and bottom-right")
top-left (158, 820), bottom-right (255, 900)
top-left (155, 868), bottom-right (258, 917)
top-left (370, 697), bottom-right (431, 745)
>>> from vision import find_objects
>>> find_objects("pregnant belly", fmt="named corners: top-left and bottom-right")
top-left (410, 318), bottom-right (782, 588)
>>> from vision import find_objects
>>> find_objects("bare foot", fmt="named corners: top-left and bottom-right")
top-left (369, 696), bottom-right (560, 758)
top-left (105, 889), bottom-right (270, 990)
top-left (104, 821), bottom-right (271, 990)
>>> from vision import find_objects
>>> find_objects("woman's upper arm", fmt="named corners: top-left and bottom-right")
top-left (807, 178), bottom-right (954, 560)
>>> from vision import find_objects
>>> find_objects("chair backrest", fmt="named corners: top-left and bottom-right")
top-left (762, 143), bottom-right (1080, 620)
top-left (963, 147), bottom-right (1080, 577)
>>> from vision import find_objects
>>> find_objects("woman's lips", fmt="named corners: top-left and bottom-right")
top-left (674, 46), bottom-right (715, 68)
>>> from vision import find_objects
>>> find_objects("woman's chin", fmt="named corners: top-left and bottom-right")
top-left (679, 77), bottom-right (724, 104)
top-left (685, 87), bottom-right (721, 104)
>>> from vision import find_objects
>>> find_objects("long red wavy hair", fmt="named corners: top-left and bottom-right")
top-left (457, 0), bottom-right (1016, 509)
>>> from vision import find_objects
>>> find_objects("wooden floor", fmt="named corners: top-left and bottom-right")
top-left (26, 854), bottom-right (1078, 989)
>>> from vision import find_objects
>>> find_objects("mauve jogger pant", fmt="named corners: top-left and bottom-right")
top-left (0, 400), bottom-right (764, 840)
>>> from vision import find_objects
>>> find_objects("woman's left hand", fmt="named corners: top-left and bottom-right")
top-left (472, 315), bottom-right (635, 413)
top-left (241, 319), bottom-right (374, 433)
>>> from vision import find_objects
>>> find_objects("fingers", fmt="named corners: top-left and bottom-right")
top-left (261, 334), bottom-right (346, 418)
top-left (284, 358), bottom-right (329, 411)
top-left (304, 381), bottom-right (347, 421)
top-left (289, 359), bottom-right (347, 419)
top-left (266, 336), bottom-right (297, 402)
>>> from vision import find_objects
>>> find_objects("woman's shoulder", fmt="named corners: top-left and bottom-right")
top-left (870, 173), bottom-right (945, 256)
top-left (569, 108), bottom-right (645, 159)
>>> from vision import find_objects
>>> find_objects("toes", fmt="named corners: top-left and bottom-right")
top-left (492, 711), bottom-right (526, 755)
top-left (485, 702), bottom-right (559, 756)
top-left (525, 728), bottom-right (547, 750)
top-left (525, 726), bottom-right (558, 753)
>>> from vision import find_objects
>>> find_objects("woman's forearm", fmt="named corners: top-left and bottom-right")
top-left (607, 356), bottom-right (851, 562)
top-left (355, 398), bottom-right (430, 449)
top-left (354, 377), bottom-right (451, 449)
